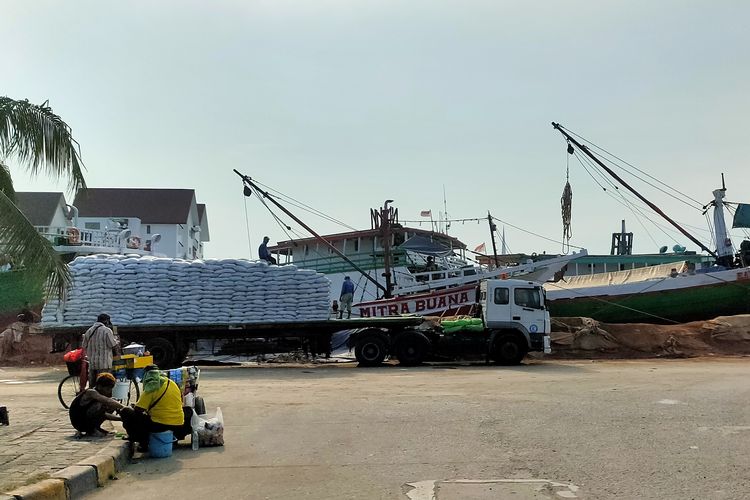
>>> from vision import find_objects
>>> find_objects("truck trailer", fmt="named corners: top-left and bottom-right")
top-left (44, 279), bottom-right (551, 368)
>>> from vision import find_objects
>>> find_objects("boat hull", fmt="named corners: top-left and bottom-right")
top-left (547, 269), bottom-right (750, 323)
top-left (355, 284), bottom-right (477, 318)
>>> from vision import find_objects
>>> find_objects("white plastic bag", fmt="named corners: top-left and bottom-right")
top-left (196, 407), bottom-right (224, 446)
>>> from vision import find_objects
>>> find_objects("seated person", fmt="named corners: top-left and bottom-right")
top-left (69, 373), bottom-right (124, 437)
top-left (120, 365), bottom-right (190, 452)
top-left (424, 256), bottom-right (438, 272)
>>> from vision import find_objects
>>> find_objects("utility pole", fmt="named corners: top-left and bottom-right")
top-left (381, 200), bottom-right (395, 298)
top-left (487, 212), bottom-right (499, 269)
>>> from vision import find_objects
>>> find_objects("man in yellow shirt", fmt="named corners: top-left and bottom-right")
top-left (120, 366), bottom-right (187, 452)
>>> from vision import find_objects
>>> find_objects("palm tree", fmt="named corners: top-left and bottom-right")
top-left (0, 96), bottom-right (86, 298)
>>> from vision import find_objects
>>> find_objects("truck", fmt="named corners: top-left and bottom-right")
top-left (44, 279), bottom-right (551, 368)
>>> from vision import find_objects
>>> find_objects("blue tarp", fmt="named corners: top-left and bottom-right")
top-left (397, 235), bottom-right (453, 257)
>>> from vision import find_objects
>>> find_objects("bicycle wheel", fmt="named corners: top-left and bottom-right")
top-left (113, 378), bottom-right (141, 406)
top-left (58, 375), bottom-right (81, 409)
top-left (126, 378), bottom-right (140, 406)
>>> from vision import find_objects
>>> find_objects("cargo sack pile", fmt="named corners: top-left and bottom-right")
top-left (42, 255), bottom-right (331, 326)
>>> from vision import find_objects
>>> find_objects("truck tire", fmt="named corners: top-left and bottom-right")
top-left (145, 337), bottom-right (178, 368)
top-left (354, 334), bottom-right (388, 367)
top-left (395, 332), bottom-right (428, 366)
top-left (492, 335), bottom-right (527, 366)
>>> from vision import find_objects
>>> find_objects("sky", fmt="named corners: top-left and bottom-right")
top-left (3, 0), bottom-right (749, 260)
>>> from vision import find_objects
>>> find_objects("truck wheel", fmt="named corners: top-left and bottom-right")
top-left (175, 341), bottom-right (191, 365)
top-left (492, 335), bottom-right (527, 365)
top-left (354, 335), bottom-right (388, 367)
top-left (395, 333), bottom-right (428, 366)
top-left (145, 337), bottom-right (177, 368)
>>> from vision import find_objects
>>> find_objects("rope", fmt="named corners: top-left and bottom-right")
top-left (546, 280), bottom-right (681, 324)
top-left (561, 147), bottom-right (573, 253)
top-left (243, 195), bottom-right (254, 259)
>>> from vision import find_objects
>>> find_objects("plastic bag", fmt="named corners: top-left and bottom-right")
top-left (195, 407), bottom-right (224, 447)
top-left (63, 348), bottom-right (84, 362)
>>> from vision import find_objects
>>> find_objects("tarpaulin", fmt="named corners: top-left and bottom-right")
top-left (398, 235), bottom-right (453, 257)
top-left (733, 203), bottom-right (750, 228)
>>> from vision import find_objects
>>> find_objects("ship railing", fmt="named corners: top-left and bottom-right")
top-left (284, 250), bottom-right (408, 274)
top-left (35, 226), bottom-right (128, 250)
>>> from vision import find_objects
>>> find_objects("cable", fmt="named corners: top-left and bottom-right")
top-left (489, 215), bottom-right (585, 250)
top-left (254, 180), bottom-right (358, 231)
top-left (243, 194), bottom-right (254, 259)
top-left (561, 125), bottom-right (704, 210)
top-left (561, 148), bottom-right (573, 253)
top-left (546, 280), bottom-right (681, 324)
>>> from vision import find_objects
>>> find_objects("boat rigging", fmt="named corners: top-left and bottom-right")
top-left (552, 122), bottom-right (720, 260)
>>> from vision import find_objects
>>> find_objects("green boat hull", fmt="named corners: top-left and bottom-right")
top-left (0, 270), bottom-right (44, 317)
top-left (549, 280), bottom-right (750, 324)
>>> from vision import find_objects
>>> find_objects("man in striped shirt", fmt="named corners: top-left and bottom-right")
top-left (82, 314), bottom-right (120, 388)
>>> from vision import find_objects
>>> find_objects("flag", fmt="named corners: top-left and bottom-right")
top-left (733, 203), bottom-right (750, 229)
top-left (474, 242), bottom-right (486, 253)
top-left (420, 210), bottom-right (432, 217)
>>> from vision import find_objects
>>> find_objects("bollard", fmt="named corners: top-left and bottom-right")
top-left (0, 406), bottom-right (8, 425)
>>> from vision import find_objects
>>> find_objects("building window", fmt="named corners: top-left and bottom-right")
top-left (84, 222), bottom-right (101, 230)
top-left (354, 240), bottom-right (359, 252)
top-left (146, 225), bottom-right (151, 234)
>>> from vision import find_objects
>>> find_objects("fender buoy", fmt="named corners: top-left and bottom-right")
top-left (66, 227), bottom-right (80, 244)
top-left (126, 236), bottom-right (141, 249)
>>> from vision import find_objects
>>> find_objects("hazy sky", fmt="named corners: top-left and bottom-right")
top-left (4, 0), bottom-right (749, 259)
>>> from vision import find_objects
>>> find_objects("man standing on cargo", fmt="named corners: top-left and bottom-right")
top-left (258, 236), bottom-right (277, 265)
top-left (82, 314), bottom-right (120, 387)
top-left (339, 276), bottom-right (355, 319)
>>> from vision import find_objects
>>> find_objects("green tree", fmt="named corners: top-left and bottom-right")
top-left (0, 96), bottom-right (86, 298)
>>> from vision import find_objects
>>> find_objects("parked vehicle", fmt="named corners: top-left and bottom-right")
top-left (45, 279), bottom-right (551, 368)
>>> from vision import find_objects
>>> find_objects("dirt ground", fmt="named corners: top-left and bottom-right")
top-left (549, 314), bottom-right (750, 359)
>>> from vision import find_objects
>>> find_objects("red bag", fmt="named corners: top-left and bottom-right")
top-left (63, 348), bottom-right (83, 363)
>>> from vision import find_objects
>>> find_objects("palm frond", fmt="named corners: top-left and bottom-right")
top-left (0, 162), bottom-right (14, 203)
top-left (0, 190), bottom-right (70, 298)
top-left (0, 97), bottom-right (86, 191)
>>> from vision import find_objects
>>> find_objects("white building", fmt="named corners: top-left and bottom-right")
top-left (72, 188), bottom-right (209, 259)
top-left (14, 192), bottom-right (69, 236)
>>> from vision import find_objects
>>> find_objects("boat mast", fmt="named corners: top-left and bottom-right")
top-left (711, 173), bottom-right (734, 267)
top-left (552, 123), bottom-right (719, 259)
top-left (380, 200), bottom-right (395, 298)
top-left (487, 212), bottom-right (500, 269)
top-left (233, 170), bottom-right (389, 296)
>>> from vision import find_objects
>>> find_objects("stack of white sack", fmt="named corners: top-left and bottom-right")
top-left (41, 255), bottom-right (331, 327)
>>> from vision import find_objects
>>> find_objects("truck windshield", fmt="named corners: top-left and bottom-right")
top-left (514, 288), bottom-right (542, 309)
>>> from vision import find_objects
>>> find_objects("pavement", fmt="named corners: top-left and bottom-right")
top-left (65, 358), bottom-right (748, 499)
top-left (0, 367), bottom-right (128, 496)
top-left (3, 359), bottom-right (750, 499)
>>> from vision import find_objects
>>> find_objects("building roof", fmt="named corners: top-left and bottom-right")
top-left (15, 192), bottom-right (66, 226)
top-left (270, 226), bottom-right (466, 252)
top-left (73, 188), bottom-right (197, 224)
top-left (197, 203), bottom-right (210, 241)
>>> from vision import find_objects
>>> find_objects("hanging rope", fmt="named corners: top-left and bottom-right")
top-left (243, 194), bottom-right (254, 259)
top-left (561, 143), bottom-right (573, 253)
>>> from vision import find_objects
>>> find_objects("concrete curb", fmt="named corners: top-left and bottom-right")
top-left (5, 440), bottom-right (132, 500)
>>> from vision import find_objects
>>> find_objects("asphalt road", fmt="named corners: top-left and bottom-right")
top-left (72, 359), bottom-right (750, 499)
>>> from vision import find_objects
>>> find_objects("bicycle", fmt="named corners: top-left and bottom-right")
top-left (58, 355), bottom-right (141, 409)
